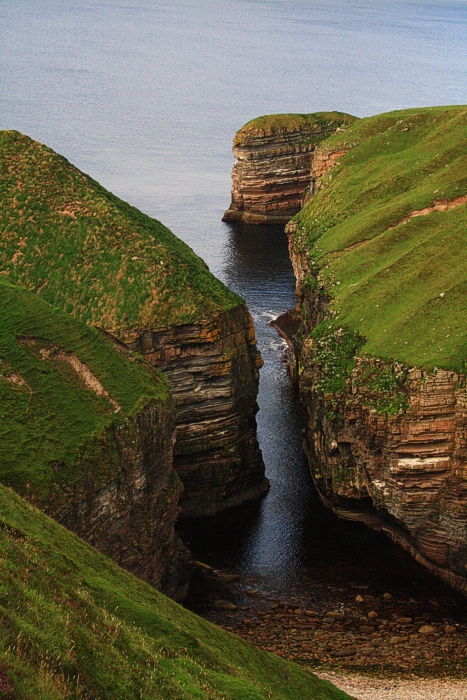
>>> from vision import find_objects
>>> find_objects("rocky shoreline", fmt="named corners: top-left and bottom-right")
top-left (186, 562), bottom-right (467, 681)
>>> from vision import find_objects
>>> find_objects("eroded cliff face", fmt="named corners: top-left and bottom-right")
top-left (286, 108), bottom-right (467, 593)
top-left (1, 131), bottom-right (268, 521)
top-left (223, 112), bottom-right (356, 224)
top-left (54, 396), bottom-right (190, 600)
top-left (297, 337), bottom-right (467, 593)
top-left (0, 279), bottom-right (190, 600)
top-left (118, 304), bottom-right (268, 517)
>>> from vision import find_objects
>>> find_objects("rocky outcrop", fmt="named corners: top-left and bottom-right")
top-left (297, 339), bottom-right (467, 594)
top-left (309, 145), bottom-right (352, 194)
top-left (117, 304), bottom-right (268, 517)
top-left (0, 130), bottom-right (268, 520)
top-left (286, 106), bottom-right (467, 593)
top-left (55, 395), bottom-right (191, 600)
top-left (223, 112), bottom-right (356, 224)
top-left (0, 278), bottom-right (190, 600)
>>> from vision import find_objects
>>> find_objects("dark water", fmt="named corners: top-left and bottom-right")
top-left (3, 0), bottom-right (467, 617)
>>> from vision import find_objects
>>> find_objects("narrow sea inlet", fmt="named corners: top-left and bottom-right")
top-left (3, 0), bottom-right (467, 684)
top-left (177, 221), bottom-right (467, 675)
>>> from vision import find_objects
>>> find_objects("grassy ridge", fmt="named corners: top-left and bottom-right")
top-left (0, 276), bottom-right (169, 501)
top-left (0, 484), bottom-right (351, 699)
top-left (291, 106), bottom-right (467, 371)
top-left (0, 130), bottom-right (241, 330)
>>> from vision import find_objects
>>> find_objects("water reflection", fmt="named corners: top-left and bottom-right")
top-left (221, 223), bottom-right (313, 587)
top-left (180, 222), bottom-right (467, 615)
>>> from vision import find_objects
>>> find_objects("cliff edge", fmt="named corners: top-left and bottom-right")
top-left (223, 112), bottom-right (357, 225)
top-left (0, 130), bottom-right (268, 518)
top-left (287, 105), bottom-right (467, 592)
top-left (0, 276), bottom-right (189, 598)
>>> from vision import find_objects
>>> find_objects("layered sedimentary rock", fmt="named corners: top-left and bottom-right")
top-left (118, 304), bottom-right (266, 516)
top-left (0, 130), bottom-right (268, 519)
top-left (0, 277), bottom-right (189, 599)
top-left (286, 106), bottom-right (467, 592)
top-left (223, 112), bottom-right (356, 224)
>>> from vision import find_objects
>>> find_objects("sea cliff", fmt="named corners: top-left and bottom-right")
top-left (223, 112), bottom-right (357, 224)
top-left (286, 106), bottom-right (467, 592)
top-left (0, 277), bottom-right (189, 599)
top-left (0, 130), bottom-right (268, 519)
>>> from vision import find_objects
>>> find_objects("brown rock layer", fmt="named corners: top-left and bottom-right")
top-left (51, 395), bottom-right (191, 600)
top-left (117, 303), bottom-right (268, 517)
top-left (223, 112), bottom-right (356, 225)
top-left (298, 348), bottom-right (467, 594)
top-left (285, 144), bottom-right (467, 593)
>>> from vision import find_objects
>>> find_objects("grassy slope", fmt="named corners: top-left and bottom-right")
top-left (235, 112), bottom-right (357, 144)
top-left (0, 485), bottom-right (351, 700)
top-left (0, 131), bottom-right (241, 330)
top-left (292, 105), bottom-right (467, 371)
top-left (0, 276), bottom-right (170, 501)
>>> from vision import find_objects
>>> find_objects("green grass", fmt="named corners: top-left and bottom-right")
top-left (0, 131), bottom-right (241, 331)
top-left (291, 105), bottom-right (467, 371)
top-left (0, 484), bottom-right (352, 699)
top-left (235, 112), bottom-right (357, 144)
top-left (0, 275), bottom-right (170, 503)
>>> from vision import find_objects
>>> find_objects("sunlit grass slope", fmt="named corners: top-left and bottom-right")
top-left (292, 105), bottom-right (467, 370)
top-left (0, 485), bottom-right (352, 699)
top-left (0, 130), bottom-right (241, 330)
top-left (0, 275), bottom-right (169, 502)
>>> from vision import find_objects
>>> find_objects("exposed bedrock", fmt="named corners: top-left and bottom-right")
top-left (56, 397), bottom-right (191, 600)
top-left (222, 112), bottom-right (357, 225)
top-left (1, 130), bottom-right (268, 522)
top-left (0, 279), bottom-right (190, 600)
top-left (289, 235), bottom-right (467, 593)
top-left (117, 304), bottom-right (268, 517)
top-left (286, 106), bottom-right (467, 593)
top-left (299, 345), bottom-right (467, 594)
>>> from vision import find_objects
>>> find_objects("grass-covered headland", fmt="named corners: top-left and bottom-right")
top-left (0, 275), bottom-right (170, 504)
top-left (0, 130), bottom-right (241, 330)
top-left (291, 105), bottom-right (467, 372)
top-left (0, 484), bottom-right (351, 699)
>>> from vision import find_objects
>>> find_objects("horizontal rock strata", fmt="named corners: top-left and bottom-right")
top-left (286, 107), bottom-right (467, 593)
top-left (223, 112), bottom-right (356, 225)
top-left (288, 238), bottom-right (467, 592)
top-left (118, 304), bottom-right (268, 517)
top-left (1, 130), bottom-right (268, 523)
top-left (0, 279), bottom-right (190, 600)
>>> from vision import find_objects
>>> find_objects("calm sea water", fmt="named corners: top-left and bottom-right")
top-left (3, 0), bottom-right (467, 608)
